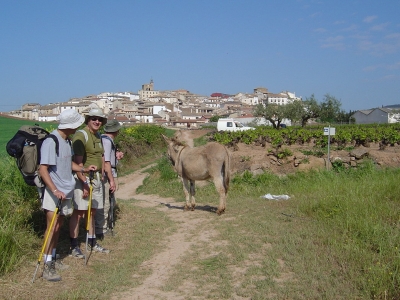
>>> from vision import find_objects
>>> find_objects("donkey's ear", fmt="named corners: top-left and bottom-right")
top-left (161, 134), bottom-right (170, 143)
top-left (174, 130), bottom-right (182, 139)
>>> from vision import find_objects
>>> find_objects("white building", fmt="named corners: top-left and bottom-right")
top-left (351, 108), bottom-right (400, 124)
top-left (235, 93), bottom-right (260, 106)
top-left (280, 91), bottom-right (302, 101)
top-left (38, 114), bottom-right (58, 122)
top-left (267, 93), bottom-right (290, 105)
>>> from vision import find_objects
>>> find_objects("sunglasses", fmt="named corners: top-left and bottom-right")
top-left (90, 117), bottom-right (102, 122)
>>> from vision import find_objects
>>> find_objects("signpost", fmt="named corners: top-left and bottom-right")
top-left (323, 126), bottom-right (336, 170)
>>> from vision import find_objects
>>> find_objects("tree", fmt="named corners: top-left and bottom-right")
top-left (301, 95), bottom-right (322, 127)
top-left (210, 115), bottom-right (221, 122)
top-left (285, 94), bottom-right (321, 127)
top-left (319, 94), bottom-right (342, 123)
top-left (284, 100), bottom-right (304, 126)
top-left (336, 110), bottom-right (353, 124)
top-left (253, 103), bottom-right (289, 129)
top-left (254, 93), bottom-right (344, 128)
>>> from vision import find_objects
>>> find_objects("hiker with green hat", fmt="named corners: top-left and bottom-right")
top-left (95, 119), bottom-right (124, 239)
top-left (69, 107), bottom-right (113, 258)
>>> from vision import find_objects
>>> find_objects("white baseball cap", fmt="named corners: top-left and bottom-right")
top-left (57, 109), bottom-right (85, 129)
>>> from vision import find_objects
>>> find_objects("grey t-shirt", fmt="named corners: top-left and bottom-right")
top-left (40, 130), bottom-right (75, 198)
top-left (102, 135), bottom-right (118, 178)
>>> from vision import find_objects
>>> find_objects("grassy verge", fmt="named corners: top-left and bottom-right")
top-left (0, 156), bottom-right (43, 275)
top-left (137, 159), bottom-right (400, 299)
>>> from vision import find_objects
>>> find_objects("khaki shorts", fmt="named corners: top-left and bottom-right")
top-left (41, 188), bottom-right (73, 216)
top-left (73, 173), bottom-right (104, 211)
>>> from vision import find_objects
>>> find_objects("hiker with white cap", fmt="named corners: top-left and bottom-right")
top-left (95, 119), bottom-right (124, 239)
top-left (69, 107), bottom-right (114, 258)
top-left (38, 109), bottom-right (97, 281)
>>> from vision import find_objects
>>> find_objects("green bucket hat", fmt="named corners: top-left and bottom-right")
top-left (104, 119), bottom-right (121, 133)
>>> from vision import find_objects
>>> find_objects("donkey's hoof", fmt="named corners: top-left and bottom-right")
top-left (216, 209), bottom-right (225, 215)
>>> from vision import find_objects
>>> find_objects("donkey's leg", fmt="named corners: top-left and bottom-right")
top-left (213, 176), bottom-right (227, 215)
top-left (182, 177), bottom-right (191, 211)
top-left (189, 180), bottom-right (196, 210)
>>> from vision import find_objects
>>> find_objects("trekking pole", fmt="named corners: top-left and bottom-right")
top-left (85, 170), bottom-right (94, 265)
top-left (109, 191), bottom-right (115, 236)
top-left (31, 199), bottom-right (61, 283)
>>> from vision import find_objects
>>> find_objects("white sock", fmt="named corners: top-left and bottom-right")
top-left (45, 254), bottom-right (52, 262)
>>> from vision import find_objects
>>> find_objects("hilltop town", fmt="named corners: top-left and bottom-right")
top-left (3, 80), bottom-right (302, 128)
top-left (4, 80), bottom-right (400, 126)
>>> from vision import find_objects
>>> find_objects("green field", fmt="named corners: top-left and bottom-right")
top-left (0, 116), bottom-right (57, 156)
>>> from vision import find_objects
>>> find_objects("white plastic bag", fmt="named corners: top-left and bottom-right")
top-left (261, 193), bottom-right (290, 200)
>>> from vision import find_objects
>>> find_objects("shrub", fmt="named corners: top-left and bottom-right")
top-left (277, 148), bottom-right (292, 159)
top-left (0, 156), bottom-right (41, 275)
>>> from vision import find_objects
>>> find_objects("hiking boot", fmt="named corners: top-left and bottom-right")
top-left (54, 259), bottom-right (70, 270)
top-left (89, 243), bottom-right (110, 254)
top-left (43, 261), bottom-right (61, 282)
top-left (70, 246), bottom-right (85, 259)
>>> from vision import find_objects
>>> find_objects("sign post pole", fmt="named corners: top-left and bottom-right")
top-left (327, 125), bottom-right (331, 170)
top-left (323, 126), bottom-right (336, 170)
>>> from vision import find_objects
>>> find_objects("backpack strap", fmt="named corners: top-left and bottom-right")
top-left (44, 134), bottom-right (71, 157)
top-left (77, 129), bottom-right (89, 143)
top-left (46, 134), bottom-right (60, 156)
top-left (78, 129), bottom-right (101, 145)
top-left (101, 135), bottom-right (115, 150)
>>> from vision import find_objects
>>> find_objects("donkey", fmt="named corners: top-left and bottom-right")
top-left (162, 135), bottom-right (230, 215)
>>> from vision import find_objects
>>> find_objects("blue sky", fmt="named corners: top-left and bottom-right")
top-left (1, 0), bottom-right (400, 112)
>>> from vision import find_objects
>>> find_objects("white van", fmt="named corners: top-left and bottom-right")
top-left (217, 118), bottom-right (254, 132)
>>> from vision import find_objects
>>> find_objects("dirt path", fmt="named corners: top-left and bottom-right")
top-left (112, 166), bottom-right (218, 300)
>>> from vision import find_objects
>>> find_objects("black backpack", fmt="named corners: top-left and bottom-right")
top-left (6, 125), bottom-right (59, 187)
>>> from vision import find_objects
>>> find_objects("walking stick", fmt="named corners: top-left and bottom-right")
top-left (31, 199), bottom-right (61, 283)
top-left (108, 191), bottom-right (115, 236)
top-left (85, 170), bottom-right (94, 265)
